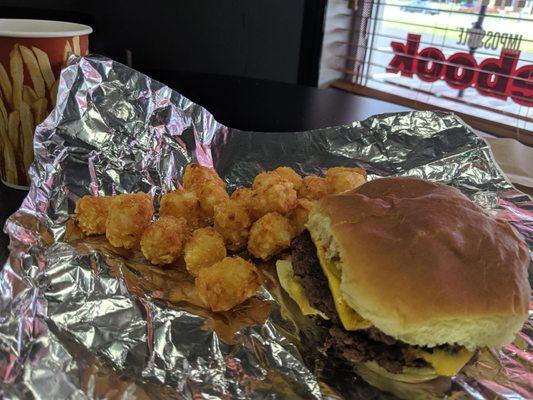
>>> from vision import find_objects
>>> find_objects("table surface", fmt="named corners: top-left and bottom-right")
top-left (144, 70), bottom-right (410, 131)
top-left (0, 72), bottom-right (411, 265)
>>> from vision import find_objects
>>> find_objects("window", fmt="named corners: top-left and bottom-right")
top-left (323, 0), bottom-right (533, 144)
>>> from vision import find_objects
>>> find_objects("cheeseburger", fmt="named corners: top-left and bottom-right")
top-left (277, 177), bottom-right (530, 383)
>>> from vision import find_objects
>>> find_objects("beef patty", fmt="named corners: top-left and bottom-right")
top-left (291, 230), bottom-right (338, 320)
top-left (291, 231), bottom-right (434, 374)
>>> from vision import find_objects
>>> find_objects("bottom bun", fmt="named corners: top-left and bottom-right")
top-left (356, 362), bottom-right (452, 400)
top-left (363, 361), bottom-right (438, 383)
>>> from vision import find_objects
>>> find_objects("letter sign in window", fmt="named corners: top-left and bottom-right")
top-left (417, 47), bottom-right (446, 82)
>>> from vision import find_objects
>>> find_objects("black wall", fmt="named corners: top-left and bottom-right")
top-left (1, 0), bottom-right (321, 84)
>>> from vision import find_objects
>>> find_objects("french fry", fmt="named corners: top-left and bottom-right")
top-left (23, 85), bottom-right (37, 105)
top-left (0, 115), bottom-right (18, 183)
top-left (7, 110), bottom-right (20, 150)
top-left (0, 115), bottom-right (4, 143)
top-left (19, 45), bottom-right (46, 99)
top-left (0, 124), bottom-right (18, 183)
top-left (0, 64), bottom-right (12, 107)
top-left (63, 41), bottom-right (73, 64)
top-left (31, 98), bottom-right (48, 124)
top-left (0, 95), bottom-right (7, 128)
top-left (0, 124), bottom-right (6, 179)
top-left (0, 138), bottom-right (4, 179)
top-left (9, 45), bottom-right (24, 110)
top-left (50, 79), bottom-right (59, 107)
top-left (0, 108), bottom-right (6, 165)
top-left (19, 101), bottom-right (34, 172)
top-left (31, 46), bottom-right (55, 90)
top-left (73, 35), bottom-right (81, 55)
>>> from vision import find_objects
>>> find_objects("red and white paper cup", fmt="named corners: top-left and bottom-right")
top-left (0, 19), bottom-right (92, 189)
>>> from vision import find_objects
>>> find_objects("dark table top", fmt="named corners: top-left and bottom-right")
top-left (0, 72), bottom-right (410, 265)
top-left (144, 70), bottom-right (410, 132)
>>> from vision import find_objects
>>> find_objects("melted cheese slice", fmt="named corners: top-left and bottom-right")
top-left (281, 236), bottom-right (472, 377)
top-left (310, 233), bottom-right (372, 331)
top-left (276, 260), bottom-right (328, 319)
top-left (410, 347), bottom-right (473, 376)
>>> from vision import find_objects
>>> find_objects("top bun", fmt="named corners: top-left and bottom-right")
top-left (307, 177), bottom-right (530, 350)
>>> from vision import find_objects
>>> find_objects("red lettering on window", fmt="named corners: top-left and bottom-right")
top-left (417, 47), bottom-right (445, 82)
top-left (445, 53), bottom-right (478, 90)
top-left (510, 65), bottom-right (533, 107)
top-left (387, 35), bottom-right (531, 106)
top-left (476, 50), bottom-right (519, 100)
top-left (387, 34), bottom-right (421, 77)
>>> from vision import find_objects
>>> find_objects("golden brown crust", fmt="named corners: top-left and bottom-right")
top-left (250, 181), bottom-right (297, 219)
top-left (183, 163), bottom-right (226, 190)
top-left (184, 227), bottom-right (226, 276)
top-left (274, 166), bottom-right (302, 190)
top-left (298, 176), bottom-right (330, 200)
top-left (312, 177), bottom-right (530, 348)
top-left (325, 167), bottom-right (366, 194)
top-left (105, 193), bottom-right (154, 249)
top-left (140, 216), bottom-right (189, 265)
top-left (248, 212), bottom-right (294, 260)
top-left (75, 195), bottom-right (113, 235)
top-left (195, 256), bottom-right (262, 312)
top-left (214, 199), bottom-right (252, 251)
top-left (252, 171), bottom-right (286, 190)
top-left (230, 187), bottom-right (253, 209)
top-left (159, 189), bottom-right (201, 228)
top-left (289, 198), bottom-right (316, 235)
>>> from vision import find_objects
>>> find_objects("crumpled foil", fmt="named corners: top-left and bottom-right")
top-left (0, 54), bottom-right (531, 399)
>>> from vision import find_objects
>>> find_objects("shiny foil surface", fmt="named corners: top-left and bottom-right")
top-left (1, 55), bottom-right (532, 399)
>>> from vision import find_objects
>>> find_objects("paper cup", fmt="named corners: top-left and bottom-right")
top-left (0, 19), bottom-right (92, 189)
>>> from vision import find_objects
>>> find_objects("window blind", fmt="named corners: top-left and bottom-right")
top-left (326, 0), bottom-right (533, 144)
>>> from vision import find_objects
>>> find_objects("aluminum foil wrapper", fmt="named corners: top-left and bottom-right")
top-left (1, 54), bottom-right (532, 399)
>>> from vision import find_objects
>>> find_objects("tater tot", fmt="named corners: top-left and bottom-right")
top-left (160, 189), bottom-right (201, 228)
top-left (326, 166), bottom-right (367, 179)
top-left (326, 166), bottom-right (366, 194)
top-left (274, 166), bottom-right (302, 191)
top-left (106, 193), bottom-right (153, 249)
top-left (230, 187), bottom-right (253, 209)
top-left (289, 199), bottom-right (316, 234)
top-left (183, 163), bottom-right (226, 191)
top-left (141, 216), bottom-right (189, 265)
top-left (184, 227), bottom-right (227, 276)
top-left (250, 182), bottom-right (297, 220)
top-left (214, 200), bottom-right (252, 251)
top-left (297, 176), bottom-right (330, 200)
top-left (105, 193), bottom-right (154, 249)
top-left (75, 195), bottom-right (113, 235)
top-left (195, 256), bottom-right (261, 312)
top-left (248, 212), bottom-right (295, 260)
top-left (252, 171), bottom-right (286, 190)
top-left (195, 183), bottom-right (230, 223)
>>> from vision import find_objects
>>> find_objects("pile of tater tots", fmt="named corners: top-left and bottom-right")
top-left (74, 164), bottom-right (366, 312)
